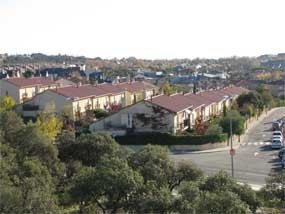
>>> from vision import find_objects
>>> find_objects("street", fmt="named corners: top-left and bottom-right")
top-left (171, 107), bottom-right (285, 188)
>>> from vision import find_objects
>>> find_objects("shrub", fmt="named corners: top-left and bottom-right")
top-left (93, 109), bottom-right (109, 119)
top-left (205, 124), bottom-right (223, 135)
top-left (115, 132), bottom-right (227, 146)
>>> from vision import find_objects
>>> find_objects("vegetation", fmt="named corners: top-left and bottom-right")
top-left (162, 82), bottom-right (174, 96)
top-left (258, 172), bottom-right (285, 211)
top-left (115, 132), bottom-right (227, 146)
top-left (0, 95), bottom-right (16, 112)
top-left (1, 90), bottom-right (284, 213)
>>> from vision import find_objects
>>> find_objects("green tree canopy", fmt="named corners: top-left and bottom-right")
top-left (162, 82), bottom-right (174, 96)
top-left (59, 132), bottom-right (122, 167)
top-left (219, 110), bottom-right (245, 136)
top-left (0, 95), bottom-right (16, 112)
top-left (70, 157), bottom-right (143, 213)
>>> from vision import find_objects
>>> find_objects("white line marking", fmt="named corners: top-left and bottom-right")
top-left (259, 142), bottom-right (264, 145)
top-left (265, 142), bottom-right (271, 145)
top-left (254, 142), bottom-right (258, 146)
top-left (248, 142), bottom-right (252, 145)
top-left (254, 152), bottom-right (259, 156)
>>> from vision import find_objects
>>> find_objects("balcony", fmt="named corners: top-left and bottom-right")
top-left (22, 104), bottom-right (39, 111)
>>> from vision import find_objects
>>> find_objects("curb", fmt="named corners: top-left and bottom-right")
top-left (179, 108), bottom-right (283, 155)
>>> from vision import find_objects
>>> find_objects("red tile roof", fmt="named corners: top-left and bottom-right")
top-left (52, 85), bottom-right (110, 99)
top-left (6, 77), bottom-right (55, 88)
top-left (117, 81), bottom-right (156, 93)
top-left (147, 94), bottom-right (193, 113)
top-left (219, 86), bottom-right (249, 96)
top-left (95, 83), bottom-right (125, 94)
top-left (147, 86), bottom-right (248, 113)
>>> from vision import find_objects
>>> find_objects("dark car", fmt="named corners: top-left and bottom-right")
top-left (279, 148), bottom-right (285, 159)
top-left (281, 154), bottom-right (285, 169)
top-left (272, 121), bottom-right (282, 131)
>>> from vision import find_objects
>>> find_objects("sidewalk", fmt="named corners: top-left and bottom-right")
top-left (190, 108), bottom-right (277, 154)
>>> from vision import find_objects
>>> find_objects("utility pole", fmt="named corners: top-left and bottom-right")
top-left (230, 117), bottom-right (234, 177)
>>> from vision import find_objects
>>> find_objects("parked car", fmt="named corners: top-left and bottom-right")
top-left (272, 131), bottom-right (283, 141)
top-left (272, 121), bottom-right (282, 131)
top-left (271, 139), bottom-right (283, 149)
top-left (281, 154), bottom-right (285, 169)
top-left (278, 148), bottom-right (285, 159)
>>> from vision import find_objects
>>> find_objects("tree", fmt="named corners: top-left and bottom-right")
top-left (0, 144), bottom-right (60, 214)
top-left (58, 132), bottom-right (122, 167)
top-left (174, 182), bottom-right (201, 214)
top-left (23, 69), bottom-right (33, 78)
top-left (0, 95), bottom-right (16, 112)
top-left (128, 183), bottom-right (175, 214)
top-left (35, 112), bottom-right (63, 141)
top-left (168, 161), bottom-right (203, 191)
top-left (200, 171), bottom-right (260, 213)
top-left (162, 82), bottom-right (173, 96)
top-left (258, 172), bottom-right (285, 210)
top-left (236, 92), bottom-right (263, 110)
top-left (219, 110), bottom-right (245, 138)
top-left (194, 115), bottom-right (208, 135)
top-left (196, 191), bottom-right (248, 214)
top-left (0, 110), bottom-right (25, 144)
top-left (128, 145), bottom-right (174, 188)
top-left (205, 124), bottom-right (223, 135)
top-left (70, 157), bottom-right (143, 214)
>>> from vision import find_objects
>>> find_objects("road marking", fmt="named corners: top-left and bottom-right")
top-left (248, 142), bottom-right (252, 145)
top-left (265, 142), bottom-right (271, 145)
top-left (254, 142), bottom-right (258, 146)
top-left (259, 142), bottom-right (264, 145)
top-left (262, 134), bottom-right (266, 137)
top-left (254, 152), bottom-right (259, 156)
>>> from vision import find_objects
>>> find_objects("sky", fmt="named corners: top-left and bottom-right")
top-left (0, 0), bottom-right (285, 59)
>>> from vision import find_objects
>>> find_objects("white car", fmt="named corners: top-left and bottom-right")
top-left (272, 131), bottom-right (283, 141)
top-left (271, 139), bottom-right (283, 149)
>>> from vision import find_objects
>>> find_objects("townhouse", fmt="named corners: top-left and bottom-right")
top-left (0, 77), bottom-right (57, 103)
top-left (20, 81), bottom-right (157, 120)
top-left (89, 86), bottom-right (249, 135)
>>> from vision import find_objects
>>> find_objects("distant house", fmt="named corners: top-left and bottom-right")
top-left (0, 77), bottom-right (57, 103)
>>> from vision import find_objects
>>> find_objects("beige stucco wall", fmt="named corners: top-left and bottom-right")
top-left (90, 101), bottom-right (176, 133)
top-left (24, 90), bottom-right (73, 118)
top-left (0, 80), bottom-right (20, 103)
top-left (93, 96), bottom-right (109, 109)
top-left (109, 93), bottom-right (125, 107)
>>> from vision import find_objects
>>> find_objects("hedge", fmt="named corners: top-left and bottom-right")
top-left (115, 132), bottom-right (227, 146)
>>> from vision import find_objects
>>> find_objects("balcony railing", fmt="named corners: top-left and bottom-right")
top-left (22, 104), bottom-right (39, 111)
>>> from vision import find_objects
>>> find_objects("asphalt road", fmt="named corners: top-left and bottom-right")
top-left (171, 107), bottom-right (285, 188)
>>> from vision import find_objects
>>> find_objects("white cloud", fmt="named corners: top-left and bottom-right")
top-left (0, 0), bottom-right (284, 59)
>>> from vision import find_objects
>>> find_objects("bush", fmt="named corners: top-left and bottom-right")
top-left (93, 109), bottom-right (109, 119)
top-left (115, 132), bottom-right (227, 146)
top-left (205, 124), bottom-right (223, 135)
